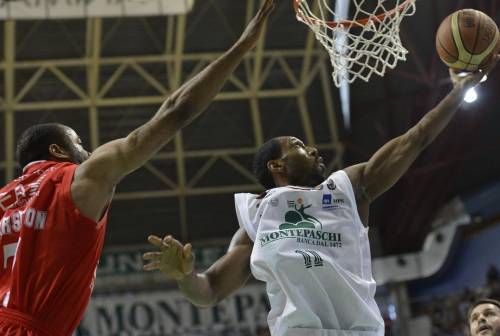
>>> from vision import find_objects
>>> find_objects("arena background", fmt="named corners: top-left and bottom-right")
top-left (0, 0), bottom-right (499, 335)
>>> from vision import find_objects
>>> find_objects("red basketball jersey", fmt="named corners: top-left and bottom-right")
top-left (0, 161), bottom-right (108, 336)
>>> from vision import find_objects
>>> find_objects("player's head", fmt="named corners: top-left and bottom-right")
top-left (253, 136), bottom-right (326, 189)
top-left (16, 123), bottom-right (90, 168)
top-left (468, 299), bottom-right (500, 336)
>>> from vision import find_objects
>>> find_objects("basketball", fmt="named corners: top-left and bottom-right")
top-left (436, 9), bottom-right (499, 72)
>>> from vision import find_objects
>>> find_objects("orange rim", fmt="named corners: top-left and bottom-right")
top-left (294, 0), bottom-right (414, 28)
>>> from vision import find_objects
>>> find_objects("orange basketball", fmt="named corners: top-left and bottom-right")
top-left (436, 9), bottom-right (499, 72)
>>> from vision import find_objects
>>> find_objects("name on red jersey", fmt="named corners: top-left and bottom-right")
top-left (0, 208), bottom-right (47, 236)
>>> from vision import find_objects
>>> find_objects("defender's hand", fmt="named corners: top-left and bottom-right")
top-left (450, 54), bottom-right (499, 90)
top-left (143, 235), bottom-right (194, 281)
top-left (237, 0), bottom-right (275, 49)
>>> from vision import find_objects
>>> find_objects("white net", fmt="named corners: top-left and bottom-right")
top-left (296, 0), bottom-right (416, 87)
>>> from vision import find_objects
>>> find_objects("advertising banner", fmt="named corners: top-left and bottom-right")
top-left (76, 284), bottom-right (270, 336)
top-left (0, 0), bottom-right (194, 20)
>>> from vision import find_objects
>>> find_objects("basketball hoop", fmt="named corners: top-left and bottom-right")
top-left (294, 0), bottom-right (416, 87)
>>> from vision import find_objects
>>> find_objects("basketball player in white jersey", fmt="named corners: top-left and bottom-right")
top-left (144, 56), bottom-right (499, 336)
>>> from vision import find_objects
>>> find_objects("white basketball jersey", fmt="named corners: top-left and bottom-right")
top-left (234, 170), bottom-right (384, 336)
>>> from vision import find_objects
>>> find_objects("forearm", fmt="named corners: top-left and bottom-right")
top-left (177, 230), bottom-right (251, 308)
top-left (358, 85), bottom-right (465, 201)
top-left (94, 41), bottom-right (254, 183)
top-left (118, 42), bottom-right (252, 173)
top-left (177, 271), bottom-right (218, 308)
top-left (412, 85), bottom-right (464, 148)
top-left (154, 41), bottom-right (251, 127)
top-left (79, 1), bottom-right (273, 187)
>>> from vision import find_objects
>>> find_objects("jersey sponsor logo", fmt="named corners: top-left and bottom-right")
top-left (321, 194), bottom-right (346, 211)
top-left (280, 203), bottom-right (322, 230)
top-left (259, 228), bottom-right (342, 248)
top-left (295, 250), bottom-right (323, 268)
top-left (327, 179), bottom-right (336, 190)
top-left (259, 202), bottom-right (342, 248)
top-left (322, 194), bottom-right (332, 205)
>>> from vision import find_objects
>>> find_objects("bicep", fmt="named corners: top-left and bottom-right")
top-left (76, 137), bottom-right (132, 187)
top-left (75, 103), bottom-right (188, 189)
top-left (70, 137), bottom-right (131, 221)
top-left (344, 164), bottom-right (370, 225)
top-left (205, 228), bottom-right (253, 301)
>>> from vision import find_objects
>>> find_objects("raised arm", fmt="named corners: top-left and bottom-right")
top-left (143, 228), bottom-right (253, 308)
top-left (71, 0), bottom-right (275, 221)
top-left (345, 57), bottom-right (499, 220)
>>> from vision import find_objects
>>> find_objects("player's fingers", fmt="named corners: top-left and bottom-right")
top-left (448, 68), bottom-right (460, 83)
top-left (182, 243), bottom-right (193, 257)
top-left (264, 0), bottom-right (275, 13)
top-left (162, 235), bottom-right (173, 246)
top-left (183, 243), bottom-right (192, 259)
top-left (257, 0), bottom-right (274, 19)
top-left (143, 261), bottom-right (160, 271)
top-left (147, 235), bottom-right (163, 247)
top-left (481, 55), bottom-right (499, 75)
top-left (165, 237), bottom-right (184, 256)
top-left (143, 252), bottom-right (162, 261)
top-left (160, 235), bottom-right (177, 249)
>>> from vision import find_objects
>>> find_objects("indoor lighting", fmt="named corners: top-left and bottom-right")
top-left (464, 88), bottom-right (478, 103)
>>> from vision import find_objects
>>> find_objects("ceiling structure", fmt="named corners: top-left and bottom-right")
top-left (0, 0), bottom-right (499, 256)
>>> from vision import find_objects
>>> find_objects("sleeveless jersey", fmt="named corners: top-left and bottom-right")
top-left (0, 161), bottom-right (108, 336)
top-left (235, 170), bottom-right (384, 336)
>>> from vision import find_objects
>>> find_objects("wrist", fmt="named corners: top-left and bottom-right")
top-left (450, 83), bottom-right (468, 99)
top-left (176, 269), bottom-right (195, 283)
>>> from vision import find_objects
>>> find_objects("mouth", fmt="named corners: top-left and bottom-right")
top-left (478, 325), bottom-right (492, 334)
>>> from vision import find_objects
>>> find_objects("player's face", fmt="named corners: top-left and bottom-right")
top-left (470, 304), bottom-right (500, 336)
top-left (62, 127), bottom-right (91, 164)
top-left (279, 136), bottom-right (326, 187)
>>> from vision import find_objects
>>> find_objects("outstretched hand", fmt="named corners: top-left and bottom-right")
top-left (450, 54), bottom-right (499, 91)
top-left (237, 0), bottom-right (275, 49)
top-left (143, 235), bottom-right (194, 281)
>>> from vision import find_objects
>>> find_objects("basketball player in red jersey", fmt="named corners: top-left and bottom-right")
top-left (0, 1), bottom-right (275, 335)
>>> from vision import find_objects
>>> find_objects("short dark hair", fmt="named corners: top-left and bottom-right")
top-left (16, 123), bottom-right (71, 168)
top-left (468, 298), bottom-right (500, 322)
top-left (253, 138), bottom-right (283, 190)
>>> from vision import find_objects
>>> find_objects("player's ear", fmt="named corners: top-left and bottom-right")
top-left (267, 159), bottom-right (284, 174)
top-left (48, 144), bottom-right (71, 160)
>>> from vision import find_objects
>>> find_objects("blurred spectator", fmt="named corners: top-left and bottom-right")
top-left (487, 265), bottom-right (500, 286)
top-left (466, 299), bottom-right (500, 336)
top-left (413, 273), bottom-right (500, 336)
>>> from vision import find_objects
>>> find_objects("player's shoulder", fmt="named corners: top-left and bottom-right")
top-left (319, 169), bottom-right (357, 194)
top-left (38, 162), bottom-right (78, 184)
top-left (235, 188), bottom-right (282, 207)
top-left (329, 167), bottom-right (359, 185)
